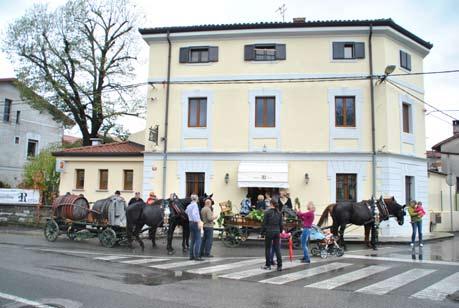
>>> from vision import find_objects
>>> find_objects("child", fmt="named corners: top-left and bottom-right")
top-left (415, 201), bottom-right (426, 217)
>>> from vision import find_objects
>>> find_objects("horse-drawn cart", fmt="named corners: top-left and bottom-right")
top-left (217, 201), bottom-right (303, 248)
top-left (44, 194), bottom-right (128, 248)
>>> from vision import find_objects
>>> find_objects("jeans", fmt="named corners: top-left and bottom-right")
top-left (265, 233), bottom-right (282, 267)
top-left (270, 239), bottom-right (282, 263)
top-left (200, 227), bottom-right (213, 257)
top-left (301, 227), bottom-right (311, 261)
top-left (189, 222), bottom-right (202, 259)
top-left (411, 221), bottom-right (423, 244)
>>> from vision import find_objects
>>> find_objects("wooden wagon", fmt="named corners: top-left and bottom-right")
top-left (218, 201), bottom-right (303, 248)
top-left (43, 194), bottom-right (128, 248)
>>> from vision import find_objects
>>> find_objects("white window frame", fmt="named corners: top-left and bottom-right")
top-left (181, 90), bottom-right (214, 151)
top-left (327, 88), bottom-right (363, 151)
top-left (328, 160), bottom-right (367, 203)
top-left (248, 89), bottom-right (282, 151)
top-left (399, 94), bottom-right (415, 147)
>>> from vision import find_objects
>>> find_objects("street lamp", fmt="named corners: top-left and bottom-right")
top-left (378, 65), bottom-right (396, 84)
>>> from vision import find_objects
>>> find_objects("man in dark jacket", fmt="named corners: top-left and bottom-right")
top-left (261, 199), bottom-right (283, 271)
top-left (128, 192), bottom-right (144, 205)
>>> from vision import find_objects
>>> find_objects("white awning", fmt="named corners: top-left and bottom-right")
top-left (237, 162), bottom-right (289, 188)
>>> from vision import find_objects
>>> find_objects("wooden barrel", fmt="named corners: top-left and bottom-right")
top-left (92, 197), bottom-right (112, 223)
top-left (52, 194), bottom-right (90, 221)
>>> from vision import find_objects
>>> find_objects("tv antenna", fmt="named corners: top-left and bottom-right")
top-left (276, 4), bottom-right (287, 22)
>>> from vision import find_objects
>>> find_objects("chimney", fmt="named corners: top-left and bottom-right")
top-left (453, 120), bottom-right (459, 135)
top-left (293, 17), bottom-right (306, 23)
top-left (90, 138), bottom-right (103, 146)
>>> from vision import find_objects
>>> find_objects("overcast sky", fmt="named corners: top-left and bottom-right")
top-left (0, 0), bottom-right (458, 149)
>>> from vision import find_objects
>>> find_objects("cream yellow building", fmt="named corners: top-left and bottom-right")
top-left (137, 19), bottom-right (432, 236)
top-left (53, 141), bottom-right (144, 202)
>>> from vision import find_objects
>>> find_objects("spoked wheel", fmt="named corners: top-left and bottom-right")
top-left (335, 247), bottom-right (345, 257)
top-left (99, 228), bottom-right (117, 248)
top-left (222, 226), bottom-right (241, 248)
top-left (310, 247), bottom-right (320, 257)
top-left (291, 230), bottom-right (302, 249)
top-left (44, 219), bottom-right (59, 242)
top-left (320, 249), bottom-right (328, 259)
top-left (67, 226), bottom-right (77, 241)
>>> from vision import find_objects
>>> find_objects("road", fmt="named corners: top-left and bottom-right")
top-left (0, 228), bottom-right (458, 308)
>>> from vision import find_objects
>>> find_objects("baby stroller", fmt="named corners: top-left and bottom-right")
top-left (309, 225), bottom-right (344, 259)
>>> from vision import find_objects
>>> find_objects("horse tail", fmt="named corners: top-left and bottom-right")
top-left (318, 204), bottom-right (335, 227)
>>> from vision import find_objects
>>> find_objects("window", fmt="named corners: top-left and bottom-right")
top-left (99, 169), bottom-right (108, 190)
top-left (405, 176), bottom-right (414, 205)
top-left (75, 169), bottom-right (85, 189)
top-left (336, 174), bottom-right (357, 202)
top-left (332, 42), bottom-right (365, 60)
top-left (179, 46), bottom-right (218, 63)
top-left (335, 96), bottom-right (356, 127)
top-left (185, 172), bottom-right (205, 197)
top-left (14, 137), bottom-right (19, 144)
top-left (3, 98), bottom-right (12, 122)
top-left (402, 103), bottom-right (411, 133)
top-left (27, 139), bottom-right (38, 158)
top-left (123, 169), bottom-right (133, 191)
top-left (188, 98), bottom-right (207, 127)
top-left (244, 44), bottom-right (286, 61)
top-left (255, 96), bottom-right (275, 127)
top-left (16, 111), bottom-right (20, 124)
top-left (400, 50), bottom-right (412, 71)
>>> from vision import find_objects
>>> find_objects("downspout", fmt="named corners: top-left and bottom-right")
top-left (369, 24), bottom-right (377, 249)
top-left (162, 31), bottom-right (172, 205)
top-left (369, 24), bottom-right (377, 199)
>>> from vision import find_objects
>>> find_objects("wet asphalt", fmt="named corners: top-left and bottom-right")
top-left (0, 227), bottom-right (458, 308)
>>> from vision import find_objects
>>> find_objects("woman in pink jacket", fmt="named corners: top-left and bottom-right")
top-left (296, 202), bottom-right (315, 263)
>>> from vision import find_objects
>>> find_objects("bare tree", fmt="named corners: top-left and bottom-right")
top-left (3, 0), bottom-right (144, 145)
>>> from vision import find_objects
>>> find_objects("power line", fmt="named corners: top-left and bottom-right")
top-left (427, 112), bottom-right (454, 125)
top-left (388, 69), bottom-right (459, 78)
top-left (385, 79), bottom-right (458, 121)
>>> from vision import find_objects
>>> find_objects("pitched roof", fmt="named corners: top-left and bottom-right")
top-left (139, 19), bottom-right (433, 50)
top-left (0, 78), bottom-right (74, 127)
top-left (432, 135), bottom-right (459, 151)
top-left (53, 141), bottom-right (144, 157)
top-left (426, 150), bottom-right (441, 158)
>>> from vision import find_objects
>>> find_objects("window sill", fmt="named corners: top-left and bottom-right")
top-left (96, 189), bottom-right (109, 192)
top-left (401, 132), bottom-right (415, 145)
top-left (248, 60), bottom-right (282, 64)
top-left (399, 66), bottom-right (412, 73)
top-left (72, 189), bottom-right (85, 192)
top-left (330, 59), bottom-right (360, 63)
top-left (121, 190), bottom-right (134, 193)
top-left (183, 62), bottom-right (214, 66)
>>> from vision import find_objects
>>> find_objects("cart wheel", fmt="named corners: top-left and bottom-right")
top-left (44, 219), bottom-right (59, 242)
top-left (336, 247), bottom-right (344, 257)
top-left (99, 228), bottom-right (117, 248)
top-left (320, 249), bottom-right (328, 259)
top-left (67, 226), bottom-right (77, 241)
top-left (240, 227), bottom-right (249, 241)
top-left (291, 230), bottom-right (302, 249)
top-left (311, 247), bottom-right (320, 257)
top-left (222, 226), bottom-right (241, 248)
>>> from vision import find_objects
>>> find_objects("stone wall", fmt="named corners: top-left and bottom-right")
top-left (0, 204), bottom-right (53, 226)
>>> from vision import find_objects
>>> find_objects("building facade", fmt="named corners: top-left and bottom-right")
top-left (53, 141), bottom-right (144, 202)
top-left (0, 78), bottom-right (68, 187)
top-left (139, 19), bottom-right (432, 235)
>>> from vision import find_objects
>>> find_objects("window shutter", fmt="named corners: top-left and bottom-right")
top-left (244, 44), bottom-right (255, 61)
top-left (179, 47), bottom-right (189, 63)
top-left (208, 46), bottom-right (219, 62)
top-left (354, 42), bottom-right (365, 59)
top-left (332, 42), bottom-right (345, 59)
top-left (400, 50), bottom-right (405, 68)
top-left (275, 44), bottom-right (286, 60)
top-left (406, 53), bottom-right (412, 71)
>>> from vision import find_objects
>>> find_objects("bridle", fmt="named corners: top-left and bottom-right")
top-left (375, 198), bottom-right (390, 221)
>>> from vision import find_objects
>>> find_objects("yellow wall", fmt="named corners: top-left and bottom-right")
top-left (144, 33), bottom-right (427, 158)
top-left (56, 156), bottom-right (143, 202)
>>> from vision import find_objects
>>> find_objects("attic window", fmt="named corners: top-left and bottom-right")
top-left (244, 44), bottom-right (286, 61)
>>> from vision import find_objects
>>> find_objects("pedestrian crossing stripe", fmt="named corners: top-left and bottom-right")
top-left (150, 258), bottom-right (224, 269)
top-left (119, 258), bottom-right (170, 264)
top-left (356, 268), bottom-right (436, 295)
top-left (219, 260), bottom-right (304, 280)
top-left (306, 265), bottom-right (391, 289)
top-left (187, 258), bottom-right (264, 275)
top-left (411, 272), bottom-right (459, 302)
top-left (94, 255), bottom-right (131, 261)
top-left (259, 262), bottom-right (352, 285)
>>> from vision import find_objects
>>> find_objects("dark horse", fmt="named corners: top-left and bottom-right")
top-left (166, 193), bottom-right (214, 255)
top-left (125, 193), bottom-right (213, 253)
top-left (125, 199), bottom-right (164, 250)
top-left (318, 196), bottom-right (406, 249)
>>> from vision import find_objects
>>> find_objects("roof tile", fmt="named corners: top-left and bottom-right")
top-left (53, 141), bottom-right (144, 157)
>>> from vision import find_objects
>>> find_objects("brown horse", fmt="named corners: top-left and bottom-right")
top-left (318, 196), bottom-right (405, 249)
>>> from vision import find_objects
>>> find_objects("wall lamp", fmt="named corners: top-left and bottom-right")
top-left (377, 65), bottom-right (396, 84)
top-left (304, 173), bottom-right (310, 184)
top-left (224, 173), bottom-right (230, 184)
